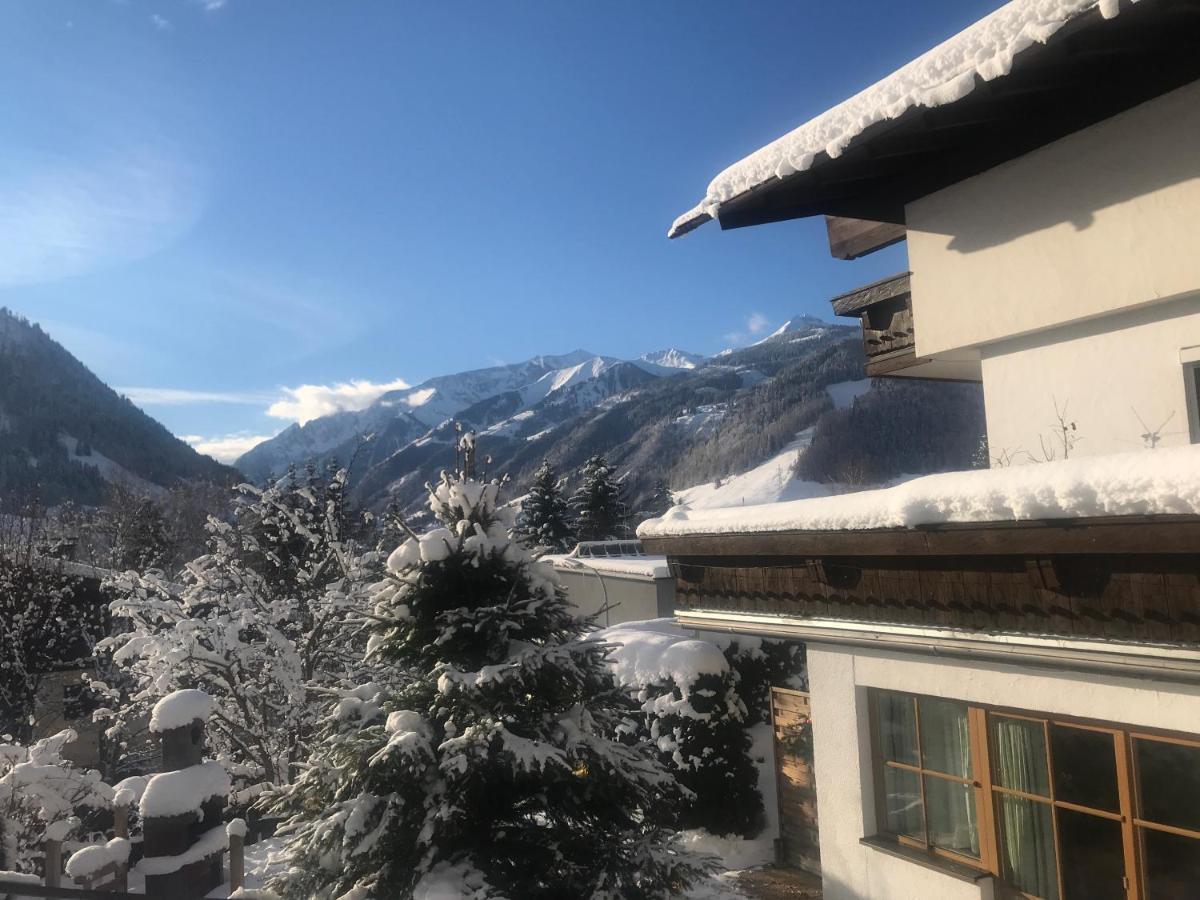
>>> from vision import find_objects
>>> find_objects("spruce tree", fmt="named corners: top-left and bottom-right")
top-left (267, 472), bottom-right (708, 899)
top-left (514, 460), bottom-right (575, 554)
top-left (571, 454), bottom-right (625, 542)
top-left (646, 664), bottom-right (764, 838)
top-left (643, 479), bottom-right (675, 520)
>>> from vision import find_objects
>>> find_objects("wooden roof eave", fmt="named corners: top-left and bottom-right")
top-left (640, 514), bottom-right (1200, 560)
top-left (668, 0), bottom-right (1200, 237)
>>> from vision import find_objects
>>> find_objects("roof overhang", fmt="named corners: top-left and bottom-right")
top-left (670, 0), bottom-right (1200, 236)
top-left (640, 514), bottom-right (1200, 559)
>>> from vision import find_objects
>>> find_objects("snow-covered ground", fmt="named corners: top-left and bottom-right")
top-left (674, 427), bottom-right (830, 511)
top-left (205, 836), bottom-right (288, 898)
top-left (825, 377), bottom-right (871, 410)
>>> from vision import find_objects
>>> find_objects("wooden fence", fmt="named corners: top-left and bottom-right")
top-left (0, 827), bottom-right (247, 900)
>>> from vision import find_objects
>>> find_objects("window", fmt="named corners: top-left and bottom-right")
top-left (870, 690), bottom-right (1200, 899)
top-left (1186, 362), bottom-right (1200, 444)
top-left (871, 693), bottom-right (987, 866)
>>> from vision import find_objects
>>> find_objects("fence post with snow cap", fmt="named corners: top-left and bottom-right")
top-left (226, 819), bottom-right (246, 893)
top-left (139, 689), bottom-right (230, 900)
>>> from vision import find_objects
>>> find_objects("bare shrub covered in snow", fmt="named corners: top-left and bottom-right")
top-left (265, 472), bottom-right (710, 899)
top-left (0, 729), bottom-right (113, 874)
top-left (97, 465), bottom-right (381, 789)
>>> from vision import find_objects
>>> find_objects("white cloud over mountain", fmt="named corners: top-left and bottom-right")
top-left (266, 378), bottom-right (411, 425)
top-left (181, 432), bottom-right (279, 464)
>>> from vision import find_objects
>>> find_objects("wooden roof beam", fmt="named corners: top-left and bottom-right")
top-left (825, 217), bottom-right (907, 260)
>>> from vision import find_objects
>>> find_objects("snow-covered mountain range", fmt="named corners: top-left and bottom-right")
top-left (236, 314), bottom-right (983, 521)
top-left (237, 348), bottom-right (713, 484)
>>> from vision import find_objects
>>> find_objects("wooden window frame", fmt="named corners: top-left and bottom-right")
top-left (869, 692), bottom-right (997, 872)
top-left (869, 690), bottom-right (1200, 900)
top-left (1127, 729), bottom-right (1200, 899)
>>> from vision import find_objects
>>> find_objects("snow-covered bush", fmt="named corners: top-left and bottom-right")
top-left (601, 621), bottom-right (765, 839)
top-left (97, 466), bottom-right (380, 789)
top-left (721, 639), bottom-right (807, 727)
top-left (265, 472), bottom-right (709, 899)
top-left (0, 729), bottom-right (113, 874)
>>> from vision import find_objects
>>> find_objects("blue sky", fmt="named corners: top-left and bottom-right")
top-left (0, 0), bottom-right (999, 461)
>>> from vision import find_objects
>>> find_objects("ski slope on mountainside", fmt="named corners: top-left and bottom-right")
top-left (673, 427), bottom-right (830, 510)
top-left (671, 379), bottom-right (874, 510)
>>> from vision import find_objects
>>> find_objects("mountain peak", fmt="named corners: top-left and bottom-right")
top-left (638, 348), bottom-right (705, 370)
top-left (762, 314), bottom-right (829, 341)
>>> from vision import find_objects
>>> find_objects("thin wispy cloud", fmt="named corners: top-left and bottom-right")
top-left (0, 147), bottom-right (206, 288)
top-left (150, 14), bottom-right (172, 31)
top-left (182, 432), bottom-right (279, 464)
top-left (121, 387), bottom-right (275, 406)
top-left (267, 378), bottom-right (411, 426)
top-left (722, 311), bottom-right (772, 347)
top-left (194, 0), bottom-right (228, 10)
top-left (204, 268), bottom-right (368, 362)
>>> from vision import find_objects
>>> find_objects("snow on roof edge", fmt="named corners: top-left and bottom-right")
top-left (638, 444), bottom-right (1200, 538)
top-left (542, 554), bottom-right (671, 579)
top-left (668, 0), bottom-right (1131, 238)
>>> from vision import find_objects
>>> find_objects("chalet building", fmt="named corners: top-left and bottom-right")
top-left (647, 1), bottom-right (1200, 898)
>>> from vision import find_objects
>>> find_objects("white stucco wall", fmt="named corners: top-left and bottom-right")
top-left (906, 78), bottom-right (1200, 359)
top-left (552, 568), bottom-right (672, 626)
top-left (807, 643), bottom-right (1200, 900)
top-left (980, 298), bottom-right (1200, 460)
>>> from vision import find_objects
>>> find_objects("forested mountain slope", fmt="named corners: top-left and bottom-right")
top-left (0, 309), bottom-right (240, 507)
top-left (333, 318), bottom-right (986, 519)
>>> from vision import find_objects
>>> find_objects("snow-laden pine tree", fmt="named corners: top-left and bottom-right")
top-left (570, 454), bottom-right (626, 542)
top-left (266, 472), bottom-right (708, 899)
top-left (98, 465), bottom-right (378, 789)
top-left (514, 460), bottom-right (575, 554)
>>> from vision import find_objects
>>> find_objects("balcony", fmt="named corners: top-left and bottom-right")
top-left (830, 272), bottom-right (916, 377)
top-left (830, 272), bottom-right (980, 381)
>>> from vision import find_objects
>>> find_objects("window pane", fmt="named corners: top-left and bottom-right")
top-left (996, 793), bottom-right (1058, 900)
top-left (992, 716), bottom-right (1050, 797)
top-left (881, 765), bottom-right (924, 840)
top-left (1135, 737), bottom-right (1200, 832)
top-left (918, 697), bottom-right (972, 779)
top-left (1057, 808), bottom-right (1126, 900)
top-left (1141, 827), bottom-right (1200, 900)
top-left (876, 693), bottom-right (918, 765)
top-left (1050, 725), bottom-right (1119, 812)
top-left (924, 775), bottom-right (979, 858)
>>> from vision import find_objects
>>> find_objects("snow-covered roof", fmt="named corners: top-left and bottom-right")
top-left (669, 0), bottom-right (1135, 238)
top-left (542, 553), bottom-right (671, 580)
top-left (639, 445), bottom-right (1200, 538)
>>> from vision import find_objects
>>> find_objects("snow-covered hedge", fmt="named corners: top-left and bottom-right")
top-left (599, 620), bottom-right (765, 838)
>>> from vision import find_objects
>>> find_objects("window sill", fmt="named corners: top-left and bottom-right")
top-left (860, 836), bottom-right (992, 885)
